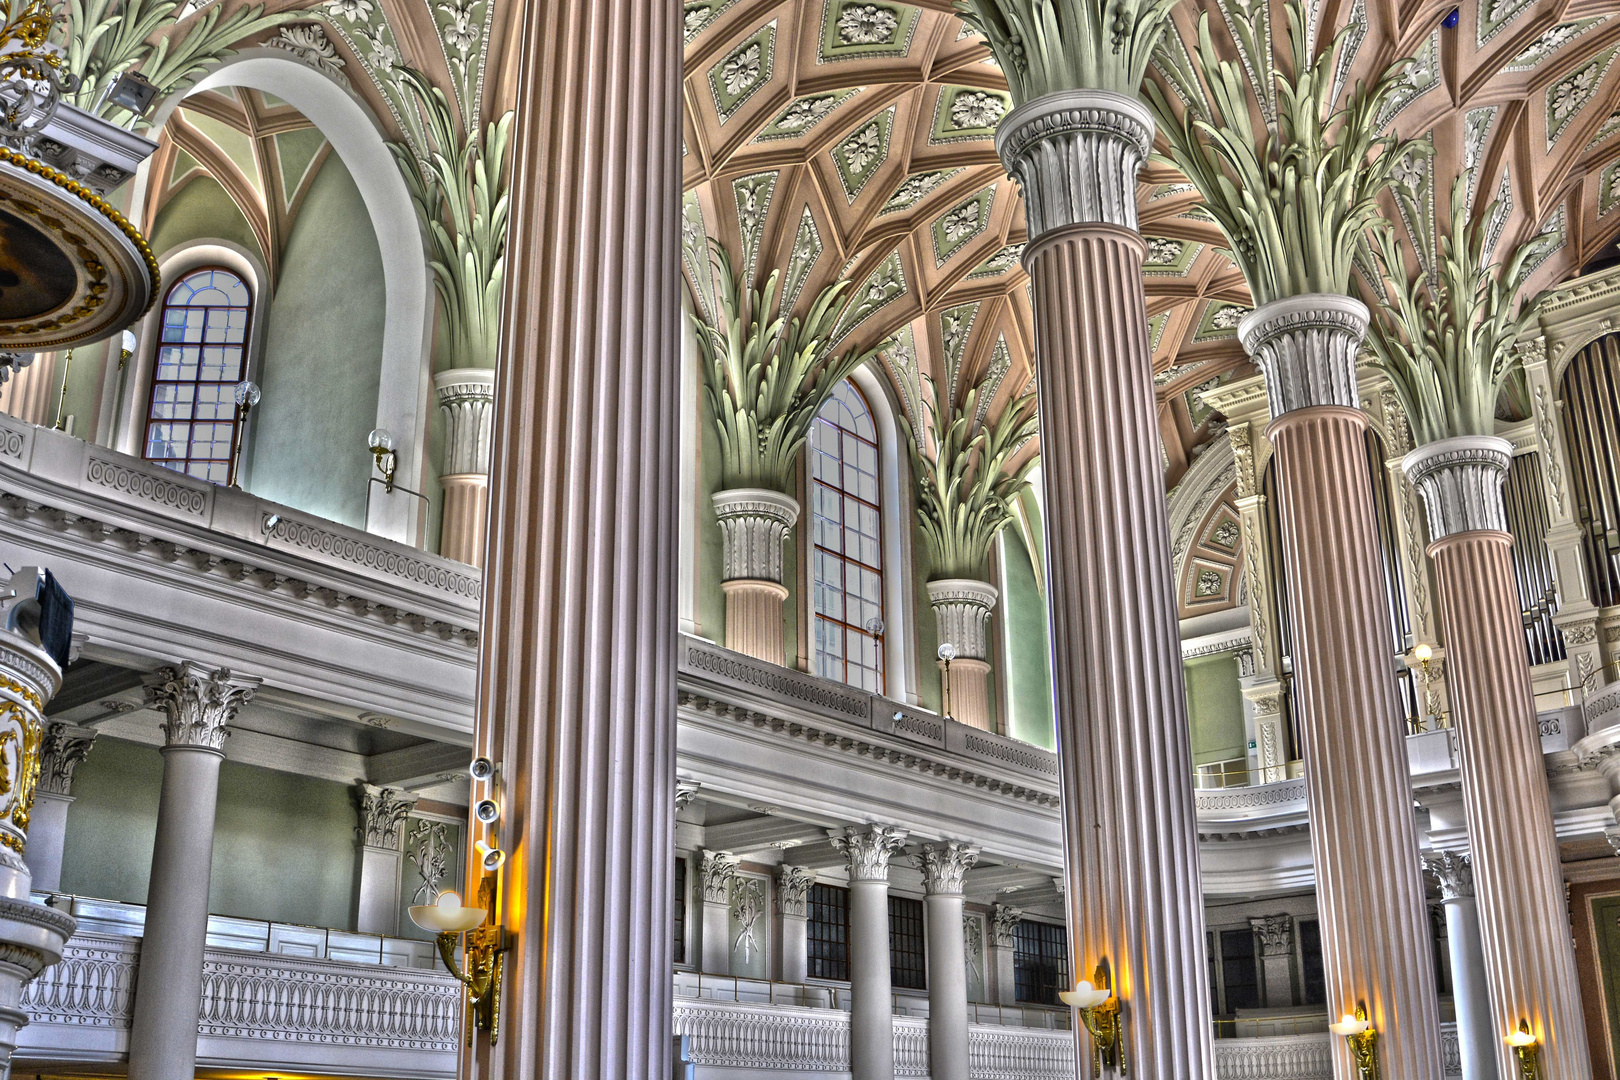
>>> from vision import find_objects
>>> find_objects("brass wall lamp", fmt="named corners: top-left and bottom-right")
top-left (1505, 1019), bottom-right (1541, 1080)
top-left (1329, 1002), bottom-right (1380, 1079)
top-left (1060, 966), bottom-right (1124, 1077)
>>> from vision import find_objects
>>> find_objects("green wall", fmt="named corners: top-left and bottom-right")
top-left (1000, 529), bottom-right (1054, 749)
top-left (1186, 654), bottom-right (1246, 766)
top-left (248, 155), bottom-right (385, 530)
top-left (59, 736), bottom-right (359, 930)
top-left (695, 388), bottom-right (727, 642)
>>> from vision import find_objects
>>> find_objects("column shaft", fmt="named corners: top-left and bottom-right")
top-left (1430, 531), bottom-right (1590, 1076)
top-left (470, 0), bottom-right (680, 1073)
top-left (1024, 220), bottom-right (1213, 1072)
top-left (848, 879), bottom-right (893, 1080)
top-left (1442, 891), bottom-right (1496, 1079)
top-left (128, 747), bottom-right (224, 1080)
top-left (925, 893), bottom-right (969, 1080)
top-left (439, 477), bottom-right (490, 566)
top-left (1266, 405), bottom-right (1444, 1078)
top-left (21, 794), bottom-right (70, 893)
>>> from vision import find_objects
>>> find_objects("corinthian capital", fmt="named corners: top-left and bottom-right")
top-left (144, 662), bottom-right (260, 752)
top-left (38, 722), bottom-right (96, 796)
top-left (777, 865), bottom-right (813, 918)
top-left (1422, 851), bottom-right (1474, 900)
top-left (356, 783), bottom-right (417, 850)
top-left (917, 841), bottom-right (979, 896)
top-left (831, 824), bottom-right (908, 883)
top-left (1250, 914), bottom-right (1293, 957)
top-left (992, 903), bottom-right (1023, 947)
top-left (699, 849), bottom-right (739, 904)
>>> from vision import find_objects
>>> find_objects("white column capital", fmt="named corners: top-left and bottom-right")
top-left (432, 367), bottom-right (495, 478)
top-left (917, 841), bottom-right (979, 896)
top-left (712, 488), bottom-right (799, 585)
top-left (1237, 293), bottom-right (1369, 417)
top-left (38, 721), bottom-right (96, 797)
top-left (994, 89), bottom-right (1153, 235)
top-left (1401, 436), bottom-right (1513, 541)
top-left (356, 783), bottom-right (418, 851)
top-left (991, 903), bottom-right (1023, 948)
top-left (777, 865), bottom-right (813, 918)
top-left (1250, 913), bottom-right (1293, 958)
top-left (143, 662), bottom-right (260, 753)
top-left (831, 824), bottom-right (908, 883)
top-left (925, 580), bottom-right (998, 661)
top-left (1422, 851), bottom-right (1475, 901)
top-left (698, 849), bottom-right (739, 904)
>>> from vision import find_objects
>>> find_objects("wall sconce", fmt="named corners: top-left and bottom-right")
top-left (119, 329), bottom-right (136, 370)
top-left (409, 879), bottom-right (504, 1042)
top-left (1505, 1020), bottom-right (1541, 1080)
top-left (1060, 967), bottom-right (1123, 1077)
top-left (228, 381), bottom-right (260, 488)
top-left (367, 428), bottom-right (398, 492)
top-left (937, 642), bottom-right (957, 722)
top-left (1329, 1002), bottom-right (1379, 1079)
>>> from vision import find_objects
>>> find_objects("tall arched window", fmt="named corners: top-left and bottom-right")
top-left (143, 268), bottom-right (252, 484)
top-left (810, 380), bottom-right (884, 692)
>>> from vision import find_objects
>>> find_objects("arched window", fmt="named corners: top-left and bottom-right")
top-left (809, 380), bottom-right (884, 692)
top-left (143, 268), bottom-right (252, 484)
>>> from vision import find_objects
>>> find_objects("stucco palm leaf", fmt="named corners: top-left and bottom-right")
top-left (1146, 0), bottom-right (1415, 305)
top-left (957, 0), bottom-right (1182, 102)
top-left (903, 371), bottom-right (1037, 580)
top-left (690, 243), bottom-right (891, 493)
top-left (1363, 176), bottom-right (1549, 445)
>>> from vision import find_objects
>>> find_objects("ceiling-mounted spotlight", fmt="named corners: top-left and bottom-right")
top-left (475, 797), bottom-right (501, 824)
top-left (469, 756), bottom-right (494, 781)
top-left (476, 840), bottom-right (506, 872)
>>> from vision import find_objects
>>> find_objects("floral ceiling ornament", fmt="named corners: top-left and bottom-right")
top-left (1146, 237), bottom-right (1185, 264)
top-left (882, 169), bottom-right (958, 214)
top-left (949, 90), bottom-right (1005, 129)
top-left (942, 200), bottom-right (981, 243)
top-left (265, 23), bottom-right (350, 89)
top-left (837, 3), bottom-right (899, 44)
top-left (324, 0), bottom-right (372, 23)
top-left (722, 42), bottom-right (761, 95)
top-left (843, 122), bottom-right (881, 175)
top-left (776, 95), bottom-right (836, 131)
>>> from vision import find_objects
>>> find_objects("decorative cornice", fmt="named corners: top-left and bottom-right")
top-left (1422, 850), bottom-right (1474, 900)
top-left (917, 841), bottom-right (979, 896)
top-left (991, 903), bottom-right (1023, 947)
top-left (699, 849), bottom-right (740, 903)
top-left (1237, 294), bottom-right (1370, 417)
top-left (777, 865), bottom-right (813, 918)
top-left (995, 89), bottom-right (1153, 235)
top-left (926, 578), bottom-right (999, 661)
top-left (1400, 436), bottom-right (1512, 541)
top-left (38, 722), bottom-right (96, 797)
top-left (712, 488), bottom-right (800, 584)
top-left (356, 783), bottom-right (418, 850)
top-left (831, 824), bottom-right (908, 882)
top-left (143, 662), bottom-right (260, 753)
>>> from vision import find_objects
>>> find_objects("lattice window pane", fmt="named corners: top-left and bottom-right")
top-left (889, 895), bottom-right (926, 990)
top-left (143, 268), bottom-right (253, 487)
top-left (1013, 920), bottom-right (1069, 1006)
top-left (807, 883), bottom-right (849, 981)
top-left (810, 380), bottom-right (885, 692)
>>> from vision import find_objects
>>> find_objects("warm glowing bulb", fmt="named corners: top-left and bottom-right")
top-left (437, 890), bottom-right (462, 910)
top-left (1414, 643), bottom-right (1432, 662)
top-left (1329, 1013), bottom-right (1371, 1036)
top-left (1505, 1027), bottom-right (1537, 1048)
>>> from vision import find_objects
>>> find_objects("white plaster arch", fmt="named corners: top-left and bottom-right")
top-left (1166, 432), bottom-right (1236, 586)
top-left (801, 362), bottom-right (919, 705)
top-left (137, 50), bottom-right (434, 545)
top-left (107, 241), bottom-right (271, 456)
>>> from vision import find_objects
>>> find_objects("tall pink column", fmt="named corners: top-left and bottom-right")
top-left (997, 89), bottom-right (1214, 1077)
top-left (1239, 296), bottom-right (1444, 1080)
top-left (1406, 437), bottom-right (1591, 1078)
top-left (465, 0), bottom-right (681, 1076)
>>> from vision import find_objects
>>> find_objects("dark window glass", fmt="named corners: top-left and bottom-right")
top-left (1013, 919), bottom-right (1068, 1005)
top-left (1220, 928), bottom-right (1261, 1012)
top-left (144, 268), bottom-right (252, 485)
top-left (1300, 919), bottom-right (1326, 1006)
top-left (673, 857), bottom-right (686, 965)
top-left (1208, 929), bottom-right (1220, 1017)
top-left (889, 895), bottom-right (926, 990)
top-left (808, 883), bottom-right (849, 981)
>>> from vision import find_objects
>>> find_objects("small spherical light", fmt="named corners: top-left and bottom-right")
top-left (469, 756), bottom-right (494, 781)
top-left (938, 642), bottom-right (958, 662)
top-left (435, 889), bottom-right (462, 910)
top-left (234, 380), bottom-right (261, 407)
top-left (120, 329), bottom-right (137, 353)
top-left (475, 798), bottom-right (501, 824)
top-left (1413, 642), bottom-right (1432, 663)
top-left (865, 617), bottom-right (885, 636)
top-left (367, 427), bottom-right (396, 452)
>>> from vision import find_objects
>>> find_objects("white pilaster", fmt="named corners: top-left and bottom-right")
top-left (1250, 914), bottom-right (1294, 1008)
top-left (432, 368), bottom-right (495, 567)
top-left (128, 663), bottom-right (259, 1080)
top-left (23, 722), bottom-right (95, 893)
top-left (920, 842), bottom-right (977, 1080)
top-left (989, 903), bottom-right (1021, 1006)
top-left (777, 865), bottom-right (811, 984)
top-left (353, 783), bottom-right (417, 936)
top-left (698, 849), bottom-right (738, 975)
top-left (832, 825), bottom-right (906, 1080)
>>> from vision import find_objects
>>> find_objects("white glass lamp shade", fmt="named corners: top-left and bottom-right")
top-left (937, 642), bottom-right (958, 662)
top-left (408, 889), bottom-right (487, 934)
top-left (120, 329), bottom-right (137, 353)
top-left (1059, 980), bottom-right (1111, 1009)
top-left (1329, 1013), bottom-right (1372, 1036)
top-left (1505, 1026), bottom-right (1537, 1048)
top-left (368, 427), bottom-right (396, 452)
top-left (233, 380), bottom-right (261, 407)
top-left (1413, 642), bottom-right (1432, 663)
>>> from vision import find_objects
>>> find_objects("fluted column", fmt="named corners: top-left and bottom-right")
top-left (713, 489), bottom-right (797, 664)
top-left (352, 784), bottom-right (417, 936)
top-left (24, 721), bottom-right (95, 893)
top-left (920, 842), bottom-right (976, 1080)
top-left (832, 825), bottom-right (906, 1080)
top-left (1423, 853), bottom-right (1496, 1080)
top-left (129, 663), bottom-right (259, 1080)
top-left (0, 622), bottom-right (75, 1080)
top-left (927, 580), bottom-right (997, 731)
top-left (778, 866), bottom-right (811, 984)
top-left (1406, 437), bottom-right (1591, 1078)
top-left (996, 89), bottom-right (1213, 1076)
top-left (433, 368), bottom-right (495, 567)
top-left (1250, 914), bottom-right (1294, 1008)
top-left (469, 0), bottom-right (679, 1075)
top-left (1239, 295), bottom-right (1444, 1080)
top-left (698, 849), bottom-right (738, 975)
